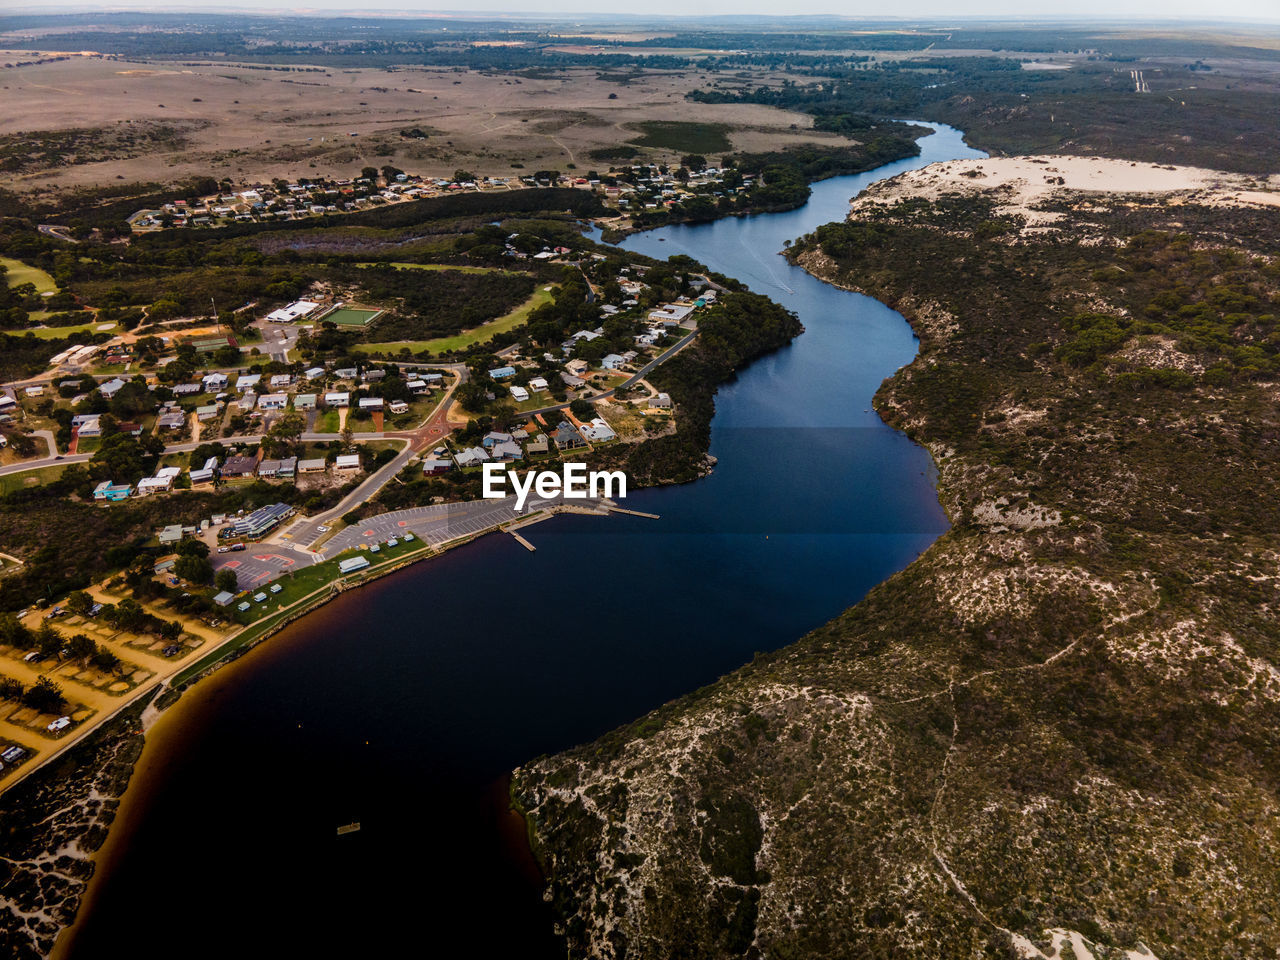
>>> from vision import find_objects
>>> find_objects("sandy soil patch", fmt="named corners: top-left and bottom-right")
top-left (852, 155), bottom-right (1280, 228)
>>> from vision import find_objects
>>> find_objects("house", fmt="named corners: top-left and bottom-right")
top-left (278, 457), bottom-right (297, 479)
top-left (258, 393), bottom-right (289, 411)
top-left (422, 458), bottom-right (451, 475)
top-left (488, 366), bottom-right (516, 380)
top-left (571, 330), bottom-right (601, 342)
top-left (221, 455), bottom-right (259, 480)
top-left (213, 590), bottom-right (237, 607)
top-left (195, 404), bottom-right (220, 421)
top-left (116, 421), bottom-right (143, 438)
top-left (235, 374), bottom-right (261, 393)
top-left (74, 415), bottom-right (103, 438)
top-left (325, 392), bottom-right (350, 408)
top-left (157, 410), bottom-right (186, 431)
top-left (406, 379), bottom-right (428, 394)
top-left (298, 458), bottom-right (327, 474)
top-left (491, 439), bottom-right (523, 461)
top-left (509, 385), bottom-right (530, 403)
top-left (157, 524), bottom-right (184, 544)
top-left (561, 372), bottom-right (586, 389)
top-left (526, 433), bottom-right (549, 455)
top-left (202, 372), bottom-right (229, 392)
top-left (358, 397), bottom-right (383, 411)
top-left (334, 454), bottom-right (362, 472)
top-left (565, 359), bottom-right (589, 376)
top-left (304, 366), bottom-right (326, 380)
top-left (454, 446), bottom-right (489, 468)
top-left (137, 466), bottom-right (182, 495)
top-left (388, 400), bottom-right (409, 414)
top-left (269, 374), bottom-right (293, 389)
top-left (0, 395), bottom-right (15, 413)
top-left (92, 480), bottom-right (132, 501)
top-left (189, 467), bottom-right (215, 484)
top-left (528, 377), bottom-right (549, 393)
top-left (98, 378), bottom-right (127, 399)
top-left (334, 367), bottom-right (358, 380)
top-left (554, 421), bottom-right (585, 450)
top-left (172, 382), bottom-right (203, 397)
top-left (24, 385), bottom-right (44, 398)
top-left (601, 354), bottom-right (626, 370)
top-left (423, 373), bottom-right (444, 385)
top-left (258, 459), bottom-right (282, 478)
top-left (362, 369), bottom-right (387, 383)
top-left (580, 417), bottom-right (617, 442)
top-left (649, 392), bottom-right (673, 409)
top-left (482, 431), bottom-right (513, 449)
top-left (649, 303), bottom-right (695, 325)
top-left (293, 393), bottom-right (317, 411)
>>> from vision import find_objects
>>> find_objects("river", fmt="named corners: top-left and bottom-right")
top-left (59, 123), bottom-right (985, 958)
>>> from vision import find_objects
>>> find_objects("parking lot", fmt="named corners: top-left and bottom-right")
top-left (213, 550), bottom-right (300, 590)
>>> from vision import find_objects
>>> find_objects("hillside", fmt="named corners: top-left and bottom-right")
top-left (513, 170), bottom-right (1280, 958)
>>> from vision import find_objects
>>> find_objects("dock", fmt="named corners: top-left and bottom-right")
top-left (509, 530), bottom-right (536, 551)
top-left (607, 506), bottom-right (660, 520)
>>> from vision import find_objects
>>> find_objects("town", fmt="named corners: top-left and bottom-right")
top-left (0, 238), bottom-right (720, 791)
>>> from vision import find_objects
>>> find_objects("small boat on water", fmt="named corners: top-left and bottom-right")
top-left (337, 822), bottom-right (361, 837)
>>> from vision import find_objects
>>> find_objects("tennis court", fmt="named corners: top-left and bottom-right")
top-left (322, 306), bottom-right (383, 327)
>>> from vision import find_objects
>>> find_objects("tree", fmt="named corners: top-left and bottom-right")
top-left (23, 677), bottom-right (65, 715)
top-left (67, 633), bottom-right (97, 661)
top-left (339, 425), bottom-right (355, 453)
top-left (35, 622), bottom-right (64, 659)
top-left (215, 568), bottom-right (240, 594)
top-left (681, 154), bottom-right (707, 172)
top-left (175, 554), bottom-right (214, 585)
top-left (0, 677), bottom-right (23, 700)
top-left (177, 538), bottom-right (210, 559)
top-left (160, 620), bottom-right (182, 642)
top-left (570, 398), bottom-right (595, 420)
top-left (342, 511), bottom-right (363, 526)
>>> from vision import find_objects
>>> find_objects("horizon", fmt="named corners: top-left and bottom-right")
top-left (3, 7), bottom-right (1280, 25)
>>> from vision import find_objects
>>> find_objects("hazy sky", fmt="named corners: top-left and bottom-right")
top-left (22, 1), bottom-right (1280, 20)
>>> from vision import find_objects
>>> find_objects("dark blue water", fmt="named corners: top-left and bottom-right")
top-left (62, 124), bottom-right (984, 959)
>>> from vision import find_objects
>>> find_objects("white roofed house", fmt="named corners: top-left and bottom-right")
top-left (601, 354), bottom-right (626, 370)
top-left (98, 377), bottom-right (127, 399)
top-left (269, 374), bottom-right (294, 389)
top-left (203, 372), bottom-right (229, 392)
top-left (304, 366), bottom-right (326, 380)
top-left (528, 377), bottom-right (549, 392)
top-left (325, 392), bottom-right (350, 408)
top-left (491, 438), bottom-right (523, 461)
top-left (358, 397), bottom-right (383, 410)
top-left (388, 400), bottom-right (409, 414)
top-left (334, 454), bottom-right (362, 472)
top-left (454, 446), bottom-right (490, 468)
top-left (257, 393), bottom-right (289, 411)
top-left (509, 385), bottom-right (530, 403)
top-left (236, 374), bottom-right (261, 393)
top-left (580, 417), bottom-right (617, 442)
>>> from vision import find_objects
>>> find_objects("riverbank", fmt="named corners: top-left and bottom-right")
top-left (515, 158), bottom-right (1280, 958)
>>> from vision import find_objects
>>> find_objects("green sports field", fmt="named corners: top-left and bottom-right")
top-left (323, 307), bottom-right (383, 327)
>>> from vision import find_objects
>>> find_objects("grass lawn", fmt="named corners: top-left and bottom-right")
top-left (28, 320), bottom-right (119, 340)
top-left (355, 262), bottom-right (508, 275)
top-left (628, 120), bottom-right (733, 154)
top-left (353, 285), bottom-right (555, 356)
top-left (0, 464), bottom-right (68, 497)
top-left (0, 257), bottom-right (58, 295)
top-left (313, 409), bottom-right (340, 433)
